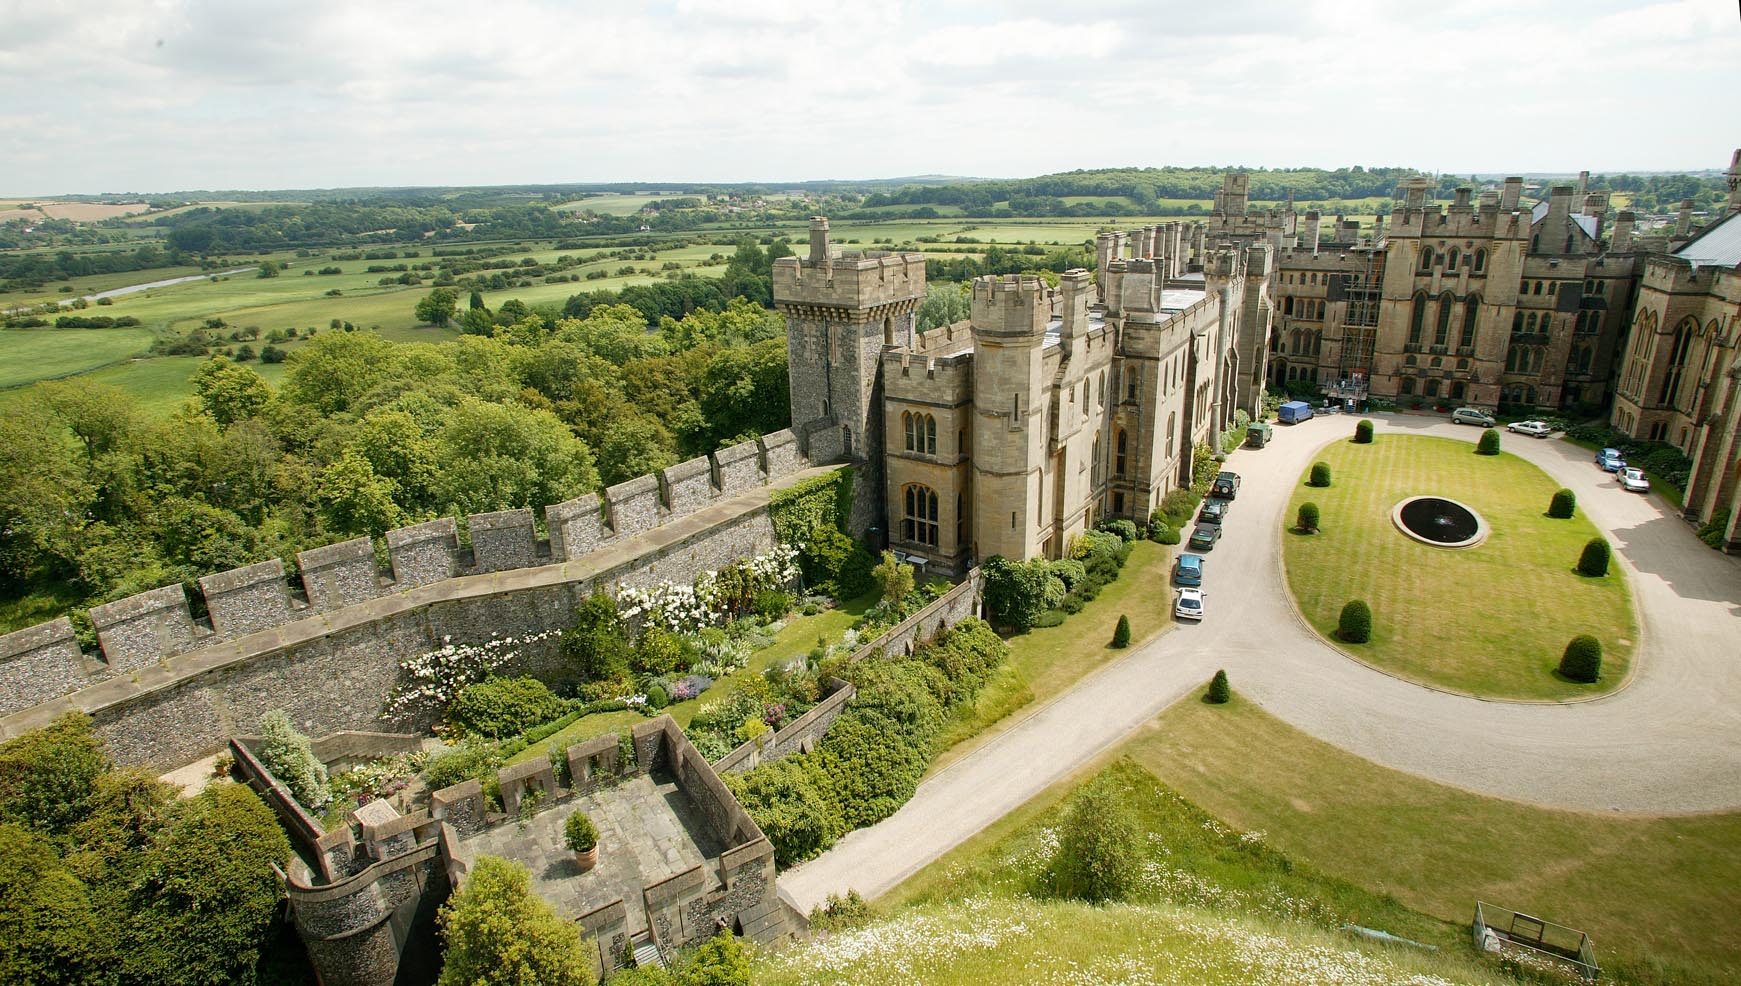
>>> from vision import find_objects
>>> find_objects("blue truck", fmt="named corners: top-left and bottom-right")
top-left (1277, 400), bottom-right (1315, 424)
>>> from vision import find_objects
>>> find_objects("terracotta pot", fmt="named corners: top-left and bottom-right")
top-left (574, 845), bottom-right (598, 872)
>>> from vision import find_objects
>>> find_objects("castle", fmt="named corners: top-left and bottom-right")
top-left (777, 149), bottom-right (1741, 566)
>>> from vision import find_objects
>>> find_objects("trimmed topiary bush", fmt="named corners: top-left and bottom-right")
top-left (1577, 537), bottom-right (1611, 577)
top-left (1476, 428), bottom-right (1501, 455)
top-left (1112, 615), bottom-right (1131, 648)
top-left (1296, 502), bottom-right (1320, 533)
top-left (1338, 599), bottom-right (1372, 643)
top-left (1354, 419), bottom-right (1374, 444)
top-left (564, 810), bottom-right (597, 853)
top-left (1548, 488), bottom-right (1577, 519)
top-left (1559, 635), bottom-right (1603, 683)
top-left (1205, 669), bottom-right (1230, 704)
top-left (448, 676), bottom-right (565, 739)
top-left (1308, 461), bottom-right (1333, 487)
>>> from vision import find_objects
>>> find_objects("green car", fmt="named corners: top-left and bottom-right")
top-left (1188, 524), bottom-right (1223, 550)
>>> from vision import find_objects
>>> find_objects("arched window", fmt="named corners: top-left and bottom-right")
top-left (884, 316), bottom-right (895, 346)
top-left (1165, 412), bottom-right (1176, 458)
top-left (1448, 248), bottom-right (1460, 269)
top-left (924, 415), bottom-right (937, 454)
top-left (1098, 372), bottom-right (1106, 406)
top-left (1433, 293), bottom-right (1454, 347)
top-left (1401, 377), bottom-right (1416, 395)
top-left (1659, 316), bottom-right (1697, 404)
top-left (1419, 247), bottom-right (1434, 272)
top-left (1425, 378), bottom-right (1441, 398)
top-left (1115, 429), bottom-right (1127, 475)
top-left (1460, 297), bottom-right (1479, 349)
top-left (902, 412), bottom-right (915, 452)
top-left (1404, 354), bottom-right (1417, 366)
top-left (1450, 381), bottom-right (1466, 400)
top-left (902, 484), bottom-right (939, 547)
top-left (1526, 312), bottom-right (1538, 333)
top-left (1512, 312), bottom-right (1524, 334)
top-left (956, 494), bottom-right (966, 549)
top-left (1473, 249), bottom-right (1487, 273)
top-left (1408, 293), bottom-right (1427, 346)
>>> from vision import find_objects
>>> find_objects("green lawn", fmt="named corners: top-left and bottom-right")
top-left (1283, 434), bottom-right (1636, 699)
top-left (0, 326), bottom-right (158, 388)
top-left (1129, 697), bottom-right (1741, 984)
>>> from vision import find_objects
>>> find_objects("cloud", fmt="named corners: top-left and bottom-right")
top-left (0, 0), bottom-right (1734, 193)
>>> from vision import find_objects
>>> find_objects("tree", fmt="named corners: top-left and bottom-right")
top-left (1296, 502), bottom-right (1321, 533)
top-left (915, 281), bottom-right (971, 332)
top-left (256, 261), bottom-right (278, 279)
top-left (1205, 669), bottom-right (1231, 704)
top-left (1050, 771), bottom-right (1140, 903)
top-left (1476, 428), bottom-right (1501, 455)
top-left (597, 415), bottom-right (676, 487)
top-left (695, 338), bottom-right (789, 450)
top-left (1549, 488), bottom-right (1577, 519)
top-left (0, 823), bottom-right (110, 984)
top-left (983, 555), bottom-right (1064, 629)
top-left (256, 710), bottom-right (329, 810)
top-left (872, 550), bottom-right (915, 608)
top-left (415, 286), bottom-right (460, 327)
top-left (0, 712), bottom-right (107, 833)
top-left (562, 592), bottom-right (631, 687)
top-left (437, 855), bottom-right (593, 986)
top-left (1578, 537), bottom-right (1611, 577)
top-left (1111, 614), bottom-right (1131, 648)
top-left (318, 448), bottom-right (406, 537)
top-left (432, 397), bottom-right (598, 516)
top-left (1339, 600), bottom-right (1372, 643)
top-left (1354, 419), bottom-right (1374, 444)
top-left (191, 356), bottom-right (273, 427)
top-left (679, 930), bottom-right (752, 986)
top-left (279, 330), bottom-right (399, 414)
top-left (1308, 461), bottom-right (1333, 487)
top-left (1559, 635), bottom-right (1603, 683)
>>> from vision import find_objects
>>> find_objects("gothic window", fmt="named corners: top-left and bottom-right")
top-left (1659, 316), bottom-right (1696, 405)
top-left (1405, 354), bottom-right (1417, 367)
top-left (1401, 377), bottom-right (1416, 395)
top-left (903, 484), bottom-right (939, 548)
top-left (1419, 247), bottom-right (1434, 272)
top-left (1098, 372), bottom-right (1105, 406)
top-left (1125, 366), bottom-right (1138, 400)
top-left (925, 415), bottom-right (937, 454)
top-left (902, 412), bottom-right (915, 452)
top-left (1433, 293), bottom-right (1454, 347)
top-left (1115, 429), bottom-right (1127, 475)
top-left (1448, 248), bottom-right (1460, 269)
top-left (1425, 378), bottom-right (1440, 398)
top-left (1533, 281), bottom-right (1543, 295)
top-left (1513, 312), bottom-right (1524, 334)
top-left (957, 494), bottom-right (966, 549)
top-left (1547, 281), bottom-right (1557, 295)
top-left (1165, 412), bottom-right (1176, 458)
top-left (1460, 297), bottom-right (1479, 348)
top-left (1474, 249), bottom-right (1487, 273)
top-left (1284, 297), bottom-right (1293, 315)
top-left (1450, 381), bottom-right (1466, 400)
top-left (1408, 293), bottom-right (1427, 346)
top-left (1526, 313), bottom-right (1538, 333)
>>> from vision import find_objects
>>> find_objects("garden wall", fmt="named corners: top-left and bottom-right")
top-left (0, 455), bottom-right (833, 770)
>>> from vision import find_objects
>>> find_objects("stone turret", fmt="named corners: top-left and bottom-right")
top-left (1727, 148), bottom-right (1741, 215)
top-left (1675, 198), bottom-right (1695, 238)
top-left (1500, 177), bottom-right (1523, 212)
top-left (1612, 210), bottom-right (1636, 252)
top-left (969, 275), bottom-right (1054, 562)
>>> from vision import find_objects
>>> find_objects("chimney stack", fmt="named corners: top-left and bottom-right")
top-left (808, 217), bottom-right (831, 265)
top-left (1500, 177), bottom-right (1522, 211)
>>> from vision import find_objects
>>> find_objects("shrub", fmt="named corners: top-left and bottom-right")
top-left (1548, 488), bottom-right (1577, 519)
top-left (1559, 635), bottom-right (1604, 683)
top-left (631, 627), bottom-right (689, 678)
top-left (752, 589), bottom-right (792, 621)
top-left (1049, 772), bottom-right (1140, 903)
top-left (679, 931), bottom-right (751, 986)
top-left (1696, 509), bottom-right (1731, 549)
top-left (1033, 609), bottom-right (1066, 628)
top-left (561, 591), bottom-right (631, 685)
top-left (1308, 461), bottom-right (1333, 487)
top-left (1354, 418), bottom-right (1374, 443)
top-left (1112, 615), bottom-right (1131, 648)
top-left (645, 683), bottom-right (670, 709)
top-left (1338, 600), bottom-right (1372, 644)
top-left (1158, 489), bottom-right (1198, 526)
top-left (808, 891), bottom-right (873, 932)
top-left (448, 676), bottom-right (564, 739)
top-left (1048, 559), bottom-right (1087, 591)
top-left (0, 712), bottom-right (106, 833)
top-left (1205, 669), bottom-right (1231, 704)
top-left (1098, 518), bottom-right (1139, 543)
top-left (1058, 594), bottom-right (1085, 615)
top-left (871, 550), bottom-right (916, 608)
top-left (984, 555), bottom-right (1065, 629)
top-left (436, 856), bottom-right (590, 986)
top-left (1148, 519), bottom-right (1181, 545)
top-left (1476, 428), bottom-right (1501, 455)
top-left (422, 739), bottom-right (502, 793)
top-left (1577, 538), bottom-right (1611, 577)
top-left (257, 710), bottom-right (329, 809)
top-left (563, 811), bottom-right (597, 853)
top-left (799, 526), bottom-right (875, 598)
top-left (1296, 502), bottom-right (1320, 533)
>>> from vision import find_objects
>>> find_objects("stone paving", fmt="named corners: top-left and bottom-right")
top-left (452, 769), bottom-right (724, 932)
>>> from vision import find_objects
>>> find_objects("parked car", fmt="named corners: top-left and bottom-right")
top-left (1451, 407), bottom-right (1497, 427)
top-left (1188, 524), bottom-right (1223, 550)
top-left (1174, 587), bottom-right (1205, 621)
top-left (1198, 499), bottom-right (1228, 525)
top-left (1595, 447), bottom-right (1626, 472)
top-left (1173, 553), bottom-right (1204, 586)
top-left (1211, 471), bottom-right (1241, 499)
top-left (1507, 420), bottom-right (1554, 438)
top-left (1245, 421), bottom-right (1273, 448)
top-left (1618, 467), bottom-right (1651, 493)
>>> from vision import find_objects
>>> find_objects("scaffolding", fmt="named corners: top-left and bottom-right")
top-left (1325, 248), bottom-right (1383, 401)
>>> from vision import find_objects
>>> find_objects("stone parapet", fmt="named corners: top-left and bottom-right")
top-left (0, 618), bottom-right (87, 716)
top-left (760, 428), bottom-right (802, 478)
top-left (386, 518), bottom-right (458, 588)
top-left (545, 493), bottom-right (605, 562)
top-left (430, 779), bottom-right (487, 838)
top-left (297, 537), bottom-right (383, 612)
top-left (605, 474), bottom-right (662, 538)
top-left (661, 455), bottom-right (719, 518)
top-left (200, 559), bottom-right (298, 638)
top-left (88, 584), bottom-right (201, 673)
top-left (713, 439), bottom-right (763, 496)
top-left (467, 508), bottom-right (539, 573)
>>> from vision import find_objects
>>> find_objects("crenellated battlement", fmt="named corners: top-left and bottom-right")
top-left (1385, 205), bottom-right (1531, 242)
top-left (772, 249), bottom-right (927, 317)
top-left (0, 429), bottom-right (812, 728)
top-left (971, 273), bottom-right (1054, 338)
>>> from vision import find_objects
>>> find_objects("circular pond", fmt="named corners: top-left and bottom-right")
top-left (1392, 495), bottom-right (1488, 548)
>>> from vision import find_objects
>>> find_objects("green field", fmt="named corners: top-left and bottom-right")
top-left (1283, 434), bottom-right (1636, 699)
top-left (1131, 698), bottom-right (1741, 982)
top-left (553, 192), bottom-right (686, 215)
top-left (0, 325), bottom-right (158, 388)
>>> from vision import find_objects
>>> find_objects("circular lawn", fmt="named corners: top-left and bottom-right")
top-left (1283, 434), bottom-right (1636, 700)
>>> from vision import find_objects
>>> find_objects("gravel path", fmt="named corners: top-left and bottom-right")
top-left (780, 413), bottom-right (1741, 912)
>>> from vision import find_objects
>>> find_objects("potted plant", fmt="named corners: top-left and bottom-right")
top-left (565, 810), bottom-right (599, 871)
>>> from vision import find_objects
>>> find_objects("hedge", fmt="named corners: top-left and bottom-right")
top-left (1476, 429), bottom-right (1501, 455)
top-left (1548, 489), bottom-right (1576, 519)
top-left (1338, 600), bottom-right (1372, 643)
top-left (1296, 502), bottom-right (1320, 533)
top-left (1577, 538), bottom-right (1611, 577)
top-left (768, 466), bottom-right (853, 543)
top-left (1308, 462), bottom-right (1333, 488)
top-left (1354, 419), bottom-right (1374, 444)
top-left (1559, 635), bottom-right (1603, 683)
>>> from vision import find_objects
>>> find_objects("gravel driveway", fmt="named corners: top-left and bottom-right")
top-left (780, 413), bottom-right (1741, 913)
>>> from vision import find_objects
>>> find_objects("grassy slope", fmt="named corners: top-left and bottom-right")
top-left (0, 325), bottom-right (157, 387)
top-left (1283, 434), bottom-right (1636, 699)
top-left (1128, 697), bottom-right (1741, 983)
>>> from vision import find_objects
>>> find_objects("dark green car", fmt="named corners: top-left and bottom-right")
top-left (1188, 524), bottom-right (1223, 550)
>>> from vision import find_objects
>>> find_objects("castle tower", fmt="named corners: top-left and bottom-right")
top-left (969, 275), bottom-right (1053, 562)
top-left (774, 218), bottom-right (925, 536)
top-left (1727, 149), bottom-right (1741, 215)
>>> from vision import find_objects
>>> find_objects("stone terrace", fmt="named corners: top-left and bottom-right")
top-left (450, 771), bottom-right (724, 933)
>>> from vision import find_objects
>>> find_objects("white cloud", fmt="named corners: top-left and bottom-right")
top-left (0, 0), bottom-right (1734, 193)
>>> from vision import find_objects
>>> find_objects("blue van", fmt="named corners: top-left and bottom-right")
top-left (1172, 553), bottom-right (1204, 586)
top-left (1277, 400), bottom-right (1314, 424)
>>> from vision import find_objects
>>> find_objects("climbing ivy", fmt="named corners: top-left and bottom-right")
top-left (768, 466), bottom-right (853, 544)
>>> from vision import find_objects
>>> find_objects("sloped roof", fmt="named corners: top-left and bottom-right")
top-left (1672, 211), bottom-right (1741, 269)
top-left (1529, 201), bottom-right (1600, 242)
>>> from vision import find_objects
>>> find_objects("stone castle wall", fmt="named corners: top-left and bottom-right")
top-left (0, 431), bottom-right (820, 767)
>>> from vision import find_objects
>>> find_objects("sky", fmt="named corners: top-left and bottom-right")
top-left (2, 0), bottom-right (1737, 195)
